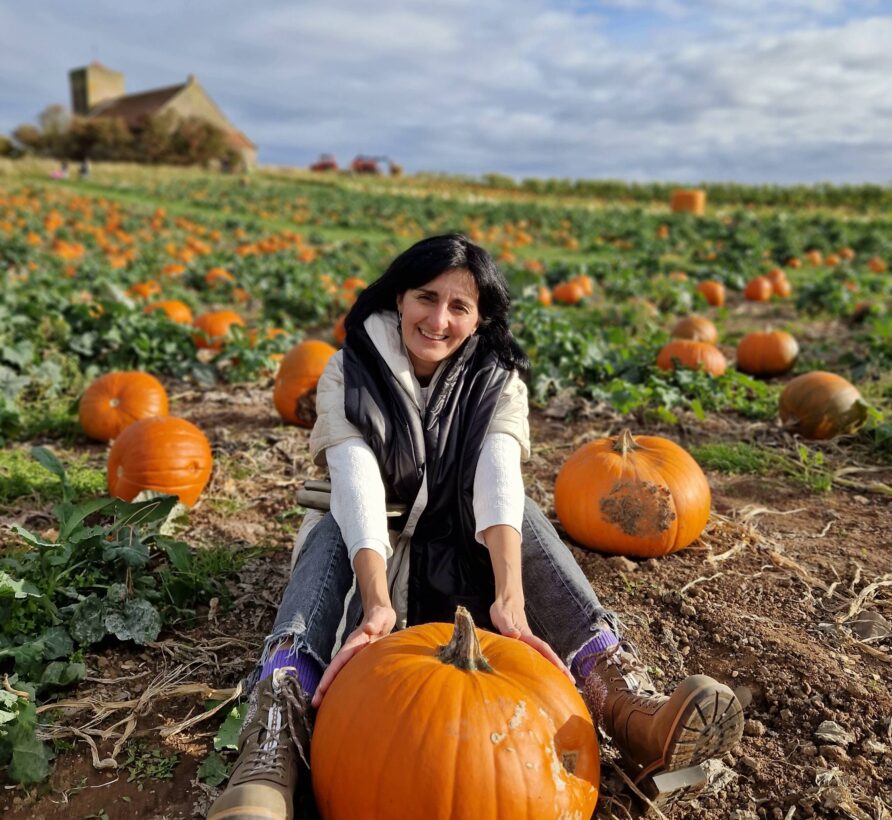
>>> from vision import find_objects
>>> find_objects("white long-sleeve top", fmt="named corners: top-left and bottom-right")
top-left (327, 430), bottom-right (525, 567)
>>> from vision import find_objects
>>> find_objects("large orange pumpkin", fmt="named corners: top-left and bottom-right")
top-left (656, 339), bottom-right (727, 376)
top-left (143, 299), bottom-right (193, 324)
top-left (779, 372), bottom-right (868, 440)
top-left (107, 416), bottom-right (212, 506)
top-left (554, 429), bottom-right (711, 557)
top-left (736, 331), bottom-right (799, 377)
top-left (311, 607), bottom-right (600, 820)
top-left (670, 315), bottom-right (718, 344)
top-left (192, 310), bottom-right (246, 351)
top-left (79, 372), bottom-right (169, 442)
top-left (696, 280), bottom-right (725, 307)
top-left (273, 339), bottom-right (337, 426)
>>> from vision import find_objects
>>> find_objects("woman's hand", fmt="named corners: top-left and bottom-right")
top-left (490, 594), bottom-right (575, 684)
top-left (311, 603), bottom-right (396, 708)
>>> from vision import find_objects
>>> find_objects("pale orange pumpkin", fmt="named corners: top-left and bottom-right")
top-left (107, 416), bottom-right (212, 506)
top-left (805, 249), bottom-right (823, 267)
top-left (744, 276), bottom-right (773, 301)
top-left (312, 607), bottom-right (600, 820)
top-left (696, 280), bottom-right (725, 307)
top-left (779, 372), bottom-right (868, 440)
top-left (143, 299), bottom-right (193, 324)
top-left (537, 285), bottom-right (553, 306)
top-left (736, 331), bottom-right (799, 377)
top-left (554, 429), bottom-right (711, 557)
top-left (771, 274), bottom-right (792, 298)
top-left (192, 310), bottom-right (246, 351)
top-left (273, 339), bottom-right (337, 426)
top-left (79, 371), bottom-right (169, 442)
top-left (656, 339), bottom-right (727, 376)
top-left (671, 315), bottom-right (718, 344)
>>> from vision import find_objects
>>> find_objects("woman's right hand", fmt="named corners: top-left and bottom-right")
top-left (311, 603), bottom-right (396, 708)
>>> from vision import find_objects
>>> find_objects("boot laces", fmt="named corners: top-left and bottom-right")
top-left (603, 641), bottom-right (660, 698)
top-left (244, 667), bottom-right (312, 775)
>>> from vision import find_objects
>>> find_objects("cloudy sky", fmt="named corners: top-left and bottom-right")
top-left (2, 1), bottom-right (891, 183)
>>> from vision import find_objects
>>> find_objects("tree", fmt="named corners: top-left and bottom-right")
top-left (169, 117), bottom-right (228, 167)
top-left (0, 135), bottom-right (15, 157)
top-left (11, 124), bottom-right (43, 154)
top-left (132, 110), bottom-right (178, 164)
top-left (38, 104), bottom-right (71, 157)
top-left (67, 116), bottom-right (132, 161)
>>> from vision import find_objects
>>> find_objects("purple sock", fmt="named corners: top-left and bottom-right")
top-left (260, 645), bottom-right (323, 697)
top-left (571, 627), bottom-right (619, 681)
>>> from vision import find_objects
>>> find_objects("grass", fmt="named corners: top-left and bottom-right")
top-left (0, 447), bottom-right (106, 504)
top-left (691, 441), bottom-right (834, 493)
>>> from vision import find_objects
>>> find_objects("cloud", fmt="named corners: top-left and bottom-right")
top-left (1, 1), bottom-right (890, 182)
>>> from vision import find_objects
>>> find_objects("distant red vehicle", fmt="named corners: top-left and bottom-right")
top-left (350, 155), bottom-right (381, 174)
top-left (310, 153), bottom-right (338, 172)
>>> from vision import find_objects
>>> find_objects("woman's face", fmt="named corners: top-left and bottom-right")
top-left (396, 268), bottom-right (480, 379)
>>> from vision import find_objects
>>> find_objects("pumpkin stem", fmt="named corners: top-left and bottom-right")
top-left (613, 428), bottom-right (639, 454)
top-left (437, 606), bottom-right (493, 672)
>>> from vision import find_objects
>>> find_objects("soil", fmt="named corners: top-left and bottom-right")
top-left (1, 380), bottom-right (890, 820)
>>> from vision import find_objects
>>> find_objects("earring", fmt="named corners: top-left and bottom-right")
top-left (397, 310), bottom-right (403, 327)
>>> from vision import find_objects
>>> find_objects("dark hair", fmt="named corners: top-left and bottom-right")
top-left (344, 233), bottom-right (529, 371)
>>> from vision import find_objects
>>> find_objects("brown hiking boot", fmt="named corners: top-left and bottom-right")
top-left (584, 641), bottom-right (743, 798)
top-left (207, 668), bottom-right (313, 820)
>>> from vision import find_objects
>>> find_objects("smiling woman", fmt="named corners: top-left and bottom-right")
top-left (208, 234), bottom-right (744, 820)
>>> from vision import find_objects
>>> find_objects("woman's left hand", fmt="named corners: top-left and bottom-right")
top-left (490, 595), bottom-right (575, 684)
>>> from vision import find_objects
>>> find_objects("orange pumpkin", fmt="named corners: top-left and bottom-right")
top-left (79, 372), bottom-right (169, 442)
top-left (656, 339), bottom-right (727, 376)
top-left (572, 274), bottom-right (594, 296)
top-left (312, 607), bottom-right (600, 819)
top-left (204, 267), bottom-right (236, 286)
top-left (273, 339), bottom-right (337, 426)
top-left (736, 331), bottom-right (799, 377)
top-left (671, 315), bottom-right (718, 344)
top-left (779, 372), bottom-right (868, 440)
top-left (143, 299), bottom-right (193, 324)
top-left (537, 285), bottom-right (553, 306)
top-left (127, 280), bottom-right (162, 300)
top-left (670, 189), bottom-right (706, 215)
top-left (333, 314), bottom-right (347, 345)
top-left (744, 276), bottom-right (773, 302)
top-left (771, 275), bottom-right (792, 298)
top-left (805, 249), bottom-right (823, 267)
top-left (192, 310), bottom-right (246, 351)
top-left (552, 281), bottom-right (585, 305)
top-left (107, 416), bottom-right (212, 506)
top-left (554, 429), bottom-right (711, 557)
top-left (696, 280), bottom-right (725, 307)
top-left (867, 256), bottom-right (888, 273)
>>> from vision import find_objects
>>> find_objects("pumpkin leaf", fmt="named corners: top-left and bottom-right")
top-left (0, 571), bottom-right (41, 600)
top-left (40, 661), bottom-right (86, 689)
top-left (68, 595), bottom-right (107, 645)
top-left (38, 626), bottom-right (73, 660)
top-left (4, 719), bottom-right (53, 784)
top-left (197, 751), bottom-right (231, 787)
top-left (214, 703), bottom-right (248, 751)
top-left (103, 598), bottom-right (162, 644)
top-left (102, 533), bottom-right (151, 568)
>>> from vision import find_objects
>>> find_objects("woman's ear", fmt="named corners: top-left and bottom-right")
top-left (395, 293), bottom-right (404, 312)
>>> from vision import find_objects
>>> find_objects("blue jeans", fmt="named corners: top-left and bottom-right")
top-left (251, 497), bottom-right (619, 689)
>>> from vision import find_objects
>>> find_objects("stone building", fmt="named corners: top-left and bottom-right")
top-left (69, 62), bottom-right (257, 169)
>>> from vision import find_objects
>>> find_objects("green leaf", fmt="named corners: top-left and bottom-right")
top-left (6, 723), bottom-right (53, 784)
top-left (39, 626), bottom-right (73, 660)
top-left (103, 599), bottom-right (162, 644)
top-left (159, 538), bottom-right (192, 573)
top-left (102, 535), bottom-right (150, 568)
top-left (214, 703), bottom-right (249, 752)
top-left (57, 497), bottom-right (117, 542)
top-left (0, 571), bottom-right (42, 600)
top-left (40, 661), bottom-right (86, 688)
top-left (30, 446), bottom-right (67, 484)
top-left (68, 595), bottom-right (107, 645)
top-left (197, 751), bottom-right (231, 787)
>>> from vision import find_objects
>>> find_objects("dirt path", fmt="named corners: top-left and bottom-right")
top-left (2, 382), bottom-right (890, 819)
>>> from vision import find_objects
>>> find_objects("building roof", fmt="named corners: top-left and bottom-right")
top-left (226, 129), bottom-right (256, 150)
top-left (88, 83), bottom-right (186, 126)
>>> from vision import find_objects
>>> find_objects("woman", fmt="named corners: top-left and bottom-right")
top-left (209, 235), bottom-right (743, 820)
